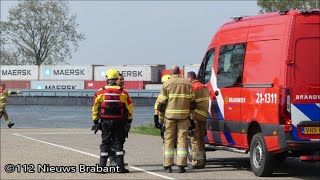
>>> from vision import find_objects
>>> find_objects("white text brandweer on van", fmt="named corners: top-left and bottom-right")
top-left (296, 95), bottom-right (320, 100)
top-left (228, 97), bottom-right (246, 103)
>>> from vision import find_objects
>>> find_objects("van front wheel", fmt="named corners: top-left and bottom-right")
top-left (250, 133), bottom-right (274, 177)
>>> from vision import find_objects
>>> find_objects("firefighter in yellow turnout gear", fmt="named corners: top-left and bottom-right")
top-left (0, 83), bottom-right (23, 128)
top-left (92, 69), bottom-right (133, 173)
top-left (154, 75), bottom-right (171, 139)
top-left (186, 71), bottom-right (209, 169)
top-left (158, 65), bottom-right (195, 173)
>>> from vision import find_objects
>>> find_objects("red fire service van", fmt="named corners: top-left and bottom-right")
top-left (195, 10), bottom-right (320, 177)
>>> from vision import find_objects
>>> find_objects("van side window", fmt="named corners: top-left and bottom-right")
top-left (217, 43), bottom-right (246, 88)
top-left (198, 49), bottom-right (216, 84)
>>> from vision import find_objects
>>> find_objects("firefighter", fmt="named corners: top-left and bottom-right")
top-left (92, 69), bottom-right (133, 173)
top-left (154, 75), bottom-right (171, 139)
top-left (0, 83), bottom-right (23, 128)
top-left (108, 73), bottom-right (129, 166)
top-left (158, 65), bottom-right (195, 173)
top-left (186, 71), bottom-right (209, 169)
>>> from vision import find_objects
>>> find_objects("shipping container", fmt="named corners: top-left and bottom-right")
top-left (145, 84), bottom-right (162, 90)
top-left (0, 66), bottom-right (38, 80)
top-left (31, 81), bottom-right (85, 89)
top-left (123, 81), bottom-right (144, 90)
top-left (39, 65), bottom-right (93, 80)
top-left (183, 64), bottom-right (200, 77)
top-left (85, 81), bottom-right (106, 89)
top-left (93, 65), bottom-right (165, 83)
top-left (161, 69), bottom-right (171, 76)
top-left (0, 80), bottom-right (30, 89)
top-left (161, 69), bottom-right (184, 77)
top-left (85, 81), bottom-right (144, 90)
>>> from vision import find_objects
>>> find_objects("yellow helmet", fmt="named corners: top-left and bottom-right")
top-left (105, 69), bottom-right (119, 80)
top-left (161, 75), bottom-right (171, 83)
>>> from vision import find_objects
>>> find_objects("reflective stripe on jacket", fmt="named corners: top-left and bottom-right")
top-left (92, 85), bottom-right (133, 121)
top-left (158, 75), bottom-right (194, 120)
top-left (191, 80), bottom-right (209, 122)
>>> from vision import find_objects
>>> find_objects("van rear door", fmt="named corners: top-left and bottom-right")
top-left (290, 12), bottom-right (320, 140)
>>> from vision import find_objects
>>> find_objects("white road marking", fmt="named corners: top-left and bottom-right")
top-left (14, 132), bottom-right (91, 135)
top-left (12, 133), bottom-right (175, 180)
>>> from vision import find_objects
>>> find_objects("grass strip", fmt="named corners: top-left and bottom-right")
top-left (130, 124), bottom-right (160, 136)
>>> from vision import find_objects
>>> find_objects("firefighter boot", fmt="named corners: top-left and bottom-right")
top-left (8, 123), bottom-right (15, 128)
top-left (99, 156), bottom-right (108, 167)
top-left (178, 166), bottom-right (186, 173)
top-left (115, 154), bottom-right (129, 173)
top-left (108, 152), bottom-right (117, 166)
top-left (164, 166), bottom-right (172, 173)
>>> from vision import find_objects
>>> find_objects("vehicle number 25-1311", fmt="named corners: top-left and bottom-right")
top-left (256, 93), bottom-right (277, 104)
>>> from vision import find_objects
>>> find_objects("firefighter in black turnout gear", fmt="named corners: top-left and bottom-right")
top-left (92, 69), bottom-right (133, 173)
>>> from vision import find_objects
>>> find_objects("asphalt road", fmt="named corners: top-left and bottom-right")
top-left (1, 128), bottom-right (319, 179)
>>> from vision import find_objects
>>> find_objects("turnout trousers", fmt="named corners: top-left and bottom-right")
top-left (99, 119), bottom-right (126, 170)
top-left (163, 118), bottom-right (188, 167)
top-left (191, 121), bottom-right (206, 167)
top-left (0, 107), bottom-right (12, 125)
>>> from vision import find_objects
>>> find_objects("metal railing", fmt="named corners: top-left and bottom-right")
top-left (12, 89), bottom-right (160, 98)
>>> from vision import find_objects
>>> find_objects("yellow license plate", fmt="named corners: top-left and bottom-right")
top-left (302, 127), bottom-right (320, 134)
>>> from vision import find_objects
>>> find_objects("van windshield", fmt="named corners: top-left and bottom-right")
top-left (295, 38), bottom-right (320, 87)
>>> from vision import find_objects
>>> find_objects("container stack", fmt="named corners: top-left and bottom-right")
top-left (32, 65), bottom-right (92, 89)
top-left (0, 64), bottom-right (166, 90)
top-left (0, 66), bottom-right (37, 89)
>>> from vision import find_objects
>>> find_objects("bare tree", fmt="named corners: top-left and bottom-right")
top-left (257, 0), bottom-right (320, 14)
top-left (0, 0), bottom-right (85, 65)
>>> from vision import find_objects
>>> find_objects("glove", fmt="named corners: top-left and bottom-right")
top-left (91, 120), bottom-right (100, 134)
top-left (190, 119), bottom-right (196, 130)
top-left (126, 122), bottom-right (131, 131)
top-left (190, 100), bottom-right (196, 110)
top-left (154, 115), bottom-right (161, 129)
top-left (124, 121), bottom-right (131, 138)
top-left (188, 128), bottom-right (194, 137)
top-left (160, 125), bottom-right (165, 140)
top-left (93, 120), bottom-right (99, 124)
top-left (125, 122), bottom-right (131, 134)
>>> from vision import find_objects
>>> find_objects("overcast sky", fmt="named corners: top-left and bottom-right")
top-left (1, 1), bottom-right (260, 67)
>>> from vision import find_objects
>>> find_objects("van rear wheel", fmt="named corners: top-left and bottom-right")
top-left (250, 133), bottom-right (274, 177)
